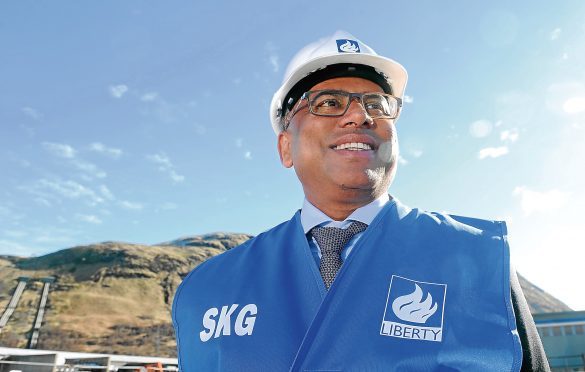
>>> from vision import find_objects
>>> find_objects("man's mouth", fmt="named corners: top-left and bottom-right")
top-left (333, 142), bottom-right (373, 151)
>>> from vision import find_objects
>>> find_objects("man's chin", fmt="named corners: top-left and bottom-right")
top-left (338, 170), bottom-right (394, 195)
top-left (337, 180), bottom-right (378, 194)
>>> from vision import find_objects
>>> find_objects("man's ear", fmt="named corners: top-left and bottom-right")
top-left (277, 131), bottom-right (293, 168)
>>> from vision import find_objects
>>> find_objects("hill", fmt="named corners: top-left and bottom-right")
top-left (0, 233), bottom-right (571, 356)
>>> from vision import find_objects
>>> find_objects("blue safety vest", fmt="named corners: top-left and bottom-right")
top-left (173, 200), bottom-right (522, 371)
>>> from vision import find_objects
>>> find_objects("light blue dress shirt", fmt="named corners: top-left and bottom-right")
top-left (300, 194), bottom-right (390, 267)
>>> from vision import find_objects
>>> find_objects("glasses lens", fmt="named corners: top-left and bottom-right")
top-left (309, 91), bottom-right (349, 116)
top-left (364, 94), bottom-right (397, 118)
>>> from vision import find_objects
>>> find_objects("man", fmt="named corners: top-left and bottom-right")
top-left (173, 31), bottom-right (549, 371)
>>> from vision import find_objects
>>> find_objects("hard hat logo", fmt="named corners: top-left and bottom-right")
top-left (336, 39), bottom-right (360, 53)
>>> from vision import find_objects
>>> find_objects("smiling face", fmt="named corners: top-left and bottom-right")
top-left (277, 77), bottom-right (399, 220)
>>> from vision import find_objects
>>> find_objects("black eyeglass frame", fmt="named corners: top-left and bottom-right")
top-left (283, 90), bottom-right (403, 131)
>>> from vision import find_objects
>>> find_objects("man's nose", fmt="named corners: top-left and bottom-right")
top-left (342, 97), bottom-right (374, 127)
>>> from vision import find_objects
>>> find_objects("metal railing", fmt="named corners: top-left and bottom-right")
top-left (27, 278), bottom-right (54, 349)
top-left (0, 277), bottom-right (29, 332)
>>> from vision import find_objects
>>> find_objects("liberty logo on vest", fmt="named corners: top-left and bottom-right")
top-left (380, 275), bottom-right (447, 342)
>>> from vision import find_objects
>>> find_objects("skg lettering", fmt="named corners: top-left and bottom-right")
top-left (200, 304), bottom-right (257, 342)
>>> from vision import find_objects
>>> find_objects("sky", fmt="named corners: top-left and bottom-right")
top-left (1, 1), bottom-right (585, 310)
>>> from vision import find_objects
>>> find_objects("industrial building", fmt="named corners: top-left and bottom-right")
top-left (0, 347), bottom-right (177, 372)
top-left (535, 310), bottom-right (585, 371)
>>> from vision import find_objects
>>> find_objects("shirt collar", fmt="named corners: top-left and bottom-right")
top-left (300, 193), bottom-right (390, 234)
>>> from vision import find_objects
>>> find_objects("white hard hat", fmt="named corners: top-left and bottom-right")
top-left (269, 30), bottom-right (408, 134)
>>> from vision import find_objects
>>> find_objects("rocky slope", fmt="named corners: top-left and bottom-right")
top-left (0, 233), bottom-right (571, 357)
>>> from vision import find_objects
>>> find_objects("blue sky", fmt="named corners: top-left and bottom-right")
top-left (2, 1), bottom-right (585, 310)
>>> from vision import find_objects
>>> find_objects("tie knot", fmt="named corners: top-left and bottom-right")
top-left (310, 221), bottom-right (368, 254)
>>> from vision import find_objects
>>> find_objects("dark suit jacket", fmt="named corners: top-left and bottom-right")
top-left (511, 270), bottom-right (551, 372)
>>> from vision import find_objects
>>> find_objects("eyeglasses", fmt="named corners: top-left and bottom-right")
top-left (284, 90), bottom-right (402, 129)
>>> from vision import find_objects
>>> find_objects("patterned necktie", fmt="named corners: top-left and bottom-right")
top-left (310, 221), bottom-right (368, 289)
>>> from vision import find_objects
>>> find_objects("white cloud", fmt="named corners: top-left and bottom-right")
top-left (120, 200), bottom-right (143, 210)
top-left (469, 119), bottom-right (493, 138)
top-left (478, 146), bottom-right (509, 159)
top-left (410, 149), bottom-right (423, 158)
top-left (550, 28), bottom-right (561, 41)
top-left (265, 42), bottom-right (279, 73)
top-left (500, 129), bottom-right (519, 142)
top-left (562, 96), bottom-right (585, 114)
top-left (22, 107), bottom-right (42, 120)
top-left (99, 185), bottom-right (115, 200)
top-left (43, 142), bottom-right (76, 158)
top-left (398, 155), bottom-right (408, 165)
top-left (513, 186), bottom-right (570, 216)
top-left (90, 142), bottom-right (122, 158)
top-left (147, 152), bottom-right (185, 183)
top-left (404, 95), bottom-right (414, 104)
top-left (244, 151), bottom-right (252, 160)
top-left (43, 142), bottom-right (106, 178)
top-left (77, 214), bottom-right (102, 224)
top-left (169, 170), bottom-right (185, 183)
top-left (509, 182), bottom-right (585, 310)
top-left (138, 92), bottom-right (188, 123)
top-left (36, 179), bottom-right (104, 206)
top-left (109, 84), bottom-right (128, 98)
top-left (547, 82), bottom-right (585, 114)
top-left (72, 159), bottom-right (107, 178)
top-left (140, 92), bottom-right (159, 102)
top-left (147, 152), bottom-right (173, 168)
top-left (154, 100), bottom-right (187, 123)
top-left (269, 55), bottom-right (279, 73)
